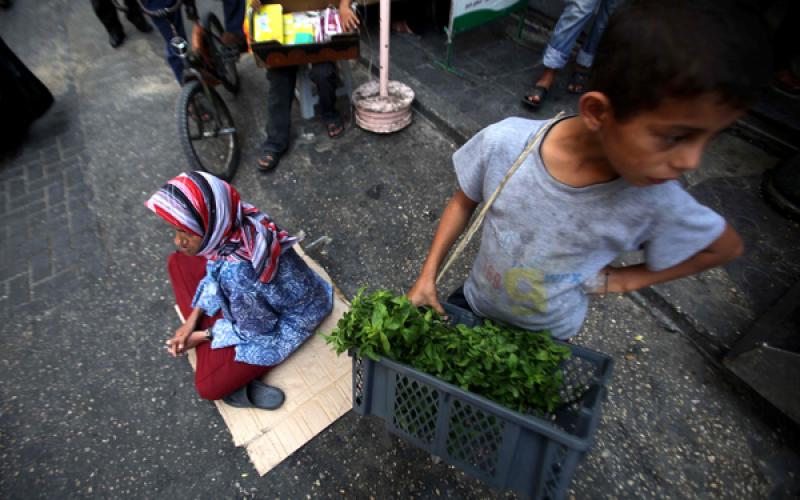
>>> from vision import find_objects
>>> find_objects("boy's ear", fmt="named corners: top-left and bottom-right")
top-left (579, 91), bottom-right (613, 131)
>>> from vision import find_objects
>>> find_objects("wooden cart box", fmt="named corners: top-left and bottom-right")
top-left (249, 0), bottom-right (360, 68)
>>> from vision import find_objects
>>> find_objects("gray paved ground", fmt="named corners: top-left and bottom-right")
top-left (1, 1), bottom-right (798, 499)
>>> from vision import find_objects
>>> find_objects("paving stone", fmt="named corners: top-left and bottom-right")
top-left (28, 173), bottom-right (64, 193)
top-left (67, 181), bottom-right (93, 202)
top-left (40, 145), bottom-right (61, 164)
top-left (46, 182), bottom-right (65, 206)
top-left (7, 273), bottom-right (31, 306)
top-left (31, 269), bottom-right (79, 308)
top-left (29, 251), bottom-right (53, 284)
top-left (25, 162), bottom-right (44, 182)
top-left (43, 157), bottom-right (79, 179)
top-left (7, 199), bottom-right (46, 220)
top-left (63, 164), bottom-right (84, 189)
top-left (8, 177), bottom-right (26, 199)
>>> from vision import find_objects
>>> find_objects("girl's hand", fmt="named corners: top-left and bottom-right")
top-left (166, 329), bottom-right (208, 357)
top-left (167, 322), bottom-right (195, 357)
top-left (250, 0), bottom-right (262, 8)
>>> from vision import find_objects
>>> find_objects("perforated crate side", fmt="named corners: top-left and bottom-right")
top-left (348, 346), bottom-right (612, 500)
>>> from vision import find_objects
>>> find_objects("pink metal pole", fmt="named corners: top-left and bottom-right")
top-left (379, 0), bottom-right (390, 97)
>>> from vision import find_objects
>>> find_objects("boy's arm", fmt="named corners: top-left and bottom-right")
top-left (408, 189), bottom-right (479, 314)
top-left (600, 223), bottom-right (743, 293)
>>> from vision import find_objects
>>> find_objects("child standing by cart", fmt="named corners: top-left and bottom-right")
top-left (408, 0), bottom-right (770, 340)
top-left (250, 0), bottom-right (360, 171)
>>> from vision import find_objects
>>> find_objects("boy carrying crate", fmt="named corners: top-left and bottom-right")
top-left (409, 0), bottom-right (771, 341)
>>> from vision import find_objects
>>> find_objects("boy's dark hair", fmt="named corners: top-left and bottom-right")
top-left (590, 0), bottom-right (772, 120)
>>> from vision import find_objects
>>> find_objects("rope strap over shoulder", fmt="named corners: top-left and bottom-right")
top-left (435, 111), bottom-right (565, 285)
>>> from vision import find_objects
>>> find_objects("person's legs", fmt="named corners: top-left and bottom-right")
top-left (91, 0), bottom-right (125, 46)
top-left (259, 66), bottom-right (296, 169)
top-left (140, 0), bottom-right (186, 83)
top-left (309, 62), bottom-right (343, 136)
top-left (542, 0), bottom-right (600, 70)
top-left (524, 0), bottom-right (599, 106)
top-left (166, 252), bottom-right (271, 401)
top-left (222, 0), bottom-right (246, 37)
top-left (575, 0), bottom-right (620, 70)
top-left (123, 0), bottom-right (153, 32)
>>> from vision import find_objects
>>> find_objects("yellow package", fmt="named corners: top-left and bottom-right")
top-left (282, 13), bottom-right (296, 44)
top-left (283, 12), bottom-right (317, 45)
top-left (253, 4), bottom-right (283, 43)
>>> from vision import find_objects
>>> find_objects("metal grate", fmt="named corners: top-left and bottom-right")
top-left (391, 375), bottom-right (440, 444)
top-left (445, 399), bottom-right (504, 475)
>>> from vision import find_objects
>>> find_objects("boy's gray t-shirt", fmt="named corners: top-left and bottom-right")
top-left (455, 117), bottom-right (726, 339)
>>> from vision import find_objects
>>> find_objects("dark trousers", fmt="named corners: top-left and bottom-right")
top-left (262, 62), bottom-right (340, 154)
top-left (222, 0), bottom-right (245, 36)
top-left (91, 0), bottom-right (146, 35)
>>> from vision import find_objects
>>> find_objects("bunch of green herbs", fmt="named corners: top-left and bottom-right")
top-left (325, 289), bottom-right (572, 414)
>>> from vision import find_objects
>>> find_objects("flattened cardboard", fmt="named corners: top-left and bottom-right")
top-left (179, 246), bottom-right (352, 475)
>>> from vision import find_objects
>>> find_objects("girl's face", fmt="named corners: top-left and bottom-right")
top-left (173, 229), bottom-right (203, 256)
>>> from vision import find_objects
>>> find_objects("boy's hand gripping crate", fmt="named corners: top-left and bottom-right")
top-left (248, 0), bottom-right (360, 69)
top-left (349, 334), bottom-right (613, 500)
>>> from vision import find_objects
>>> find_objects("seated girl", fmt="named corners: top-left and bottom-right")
top-left (146, 171), bottom-right (333, 409)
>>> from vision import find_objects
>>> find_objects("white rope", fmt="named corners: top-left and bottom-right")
top-left (436, 111), bottom-right (565, 284)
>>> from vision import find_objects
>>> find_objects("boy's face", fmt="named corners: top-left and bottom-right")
top-left (596, 94), bottom-right (744, 187)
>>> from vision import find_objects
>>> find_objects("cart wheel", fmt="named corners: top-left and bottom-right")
top-left (176, 80), bottom-right (239, 182)
top-left (203, 12), bottom-right (240, 95)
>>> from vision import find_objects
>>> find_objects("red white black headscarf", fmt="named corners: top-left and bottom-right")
top-left (145, 171), bottom-right (297, 283)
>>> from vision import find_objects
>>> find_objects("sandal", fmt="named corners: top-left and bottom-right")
top-left (567, 68), bottom-right (590, 94)
top-left (257, 151), bottom-right (282, 172)
top-left (223, 380), bottom-right (285, 410)
top-left (521, 85), bottom-right (549, 109)
top-left (326, 120), bottom-right (345, 139)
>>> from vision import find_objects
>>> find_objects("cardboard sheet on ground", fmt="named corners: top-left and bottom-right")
top-left (175, 246), bottom-right (352, 475)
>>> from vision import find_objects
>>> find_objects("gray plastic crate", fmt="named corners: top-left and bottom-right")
top-left (349, 306), bottom-right (613, 500)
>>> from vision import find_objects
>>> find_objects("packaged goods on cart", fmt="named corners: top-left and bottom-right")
top-left (252, 4), bottom-right (283, 43)
top-left (283, 11), bottom-right (319, 45)
top-left (316, 7), bottom-right (343, 42)
top-left (247, 1), bottom-right (360, 69)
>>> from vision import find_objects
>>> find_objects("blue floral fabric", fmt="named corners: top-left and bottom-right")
top-left (191, 247), bottom-right (333, 366)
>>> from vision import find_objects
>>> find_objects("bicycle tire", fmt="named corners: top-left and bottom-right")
top-left (203, 12), bottom-right (240, 95)
top-left (176, 80), bottom-right (239, 182)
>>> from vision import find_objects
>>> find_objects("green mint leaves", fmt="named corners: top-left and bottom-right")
top-left (325, 289), bottom-right (572, 414)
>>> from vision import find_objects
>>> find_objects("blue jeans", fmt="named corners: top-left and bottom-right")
top-left (542, 0), bottom-right (620, 70)
top-left (142, 0), bottom-right (245, 84)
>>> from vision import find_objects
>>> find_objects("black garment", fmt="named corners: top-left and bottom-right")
top-left (262, 63), bottom-right (340, 154)
top-left (0, 36), bottom-right (53, 152)
top-left (91, 0), bottom-right (147, 36)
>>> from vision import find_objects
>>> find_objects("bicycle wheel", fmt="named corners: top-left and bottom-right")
top-left (176, 80), bottom-right (239, 181)
top-left (203, 12), bottom-right (240, 95)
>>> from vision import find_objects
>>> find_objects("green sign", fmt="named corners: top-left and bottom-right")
top-left (449, 0), bottom-right (528, 36)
